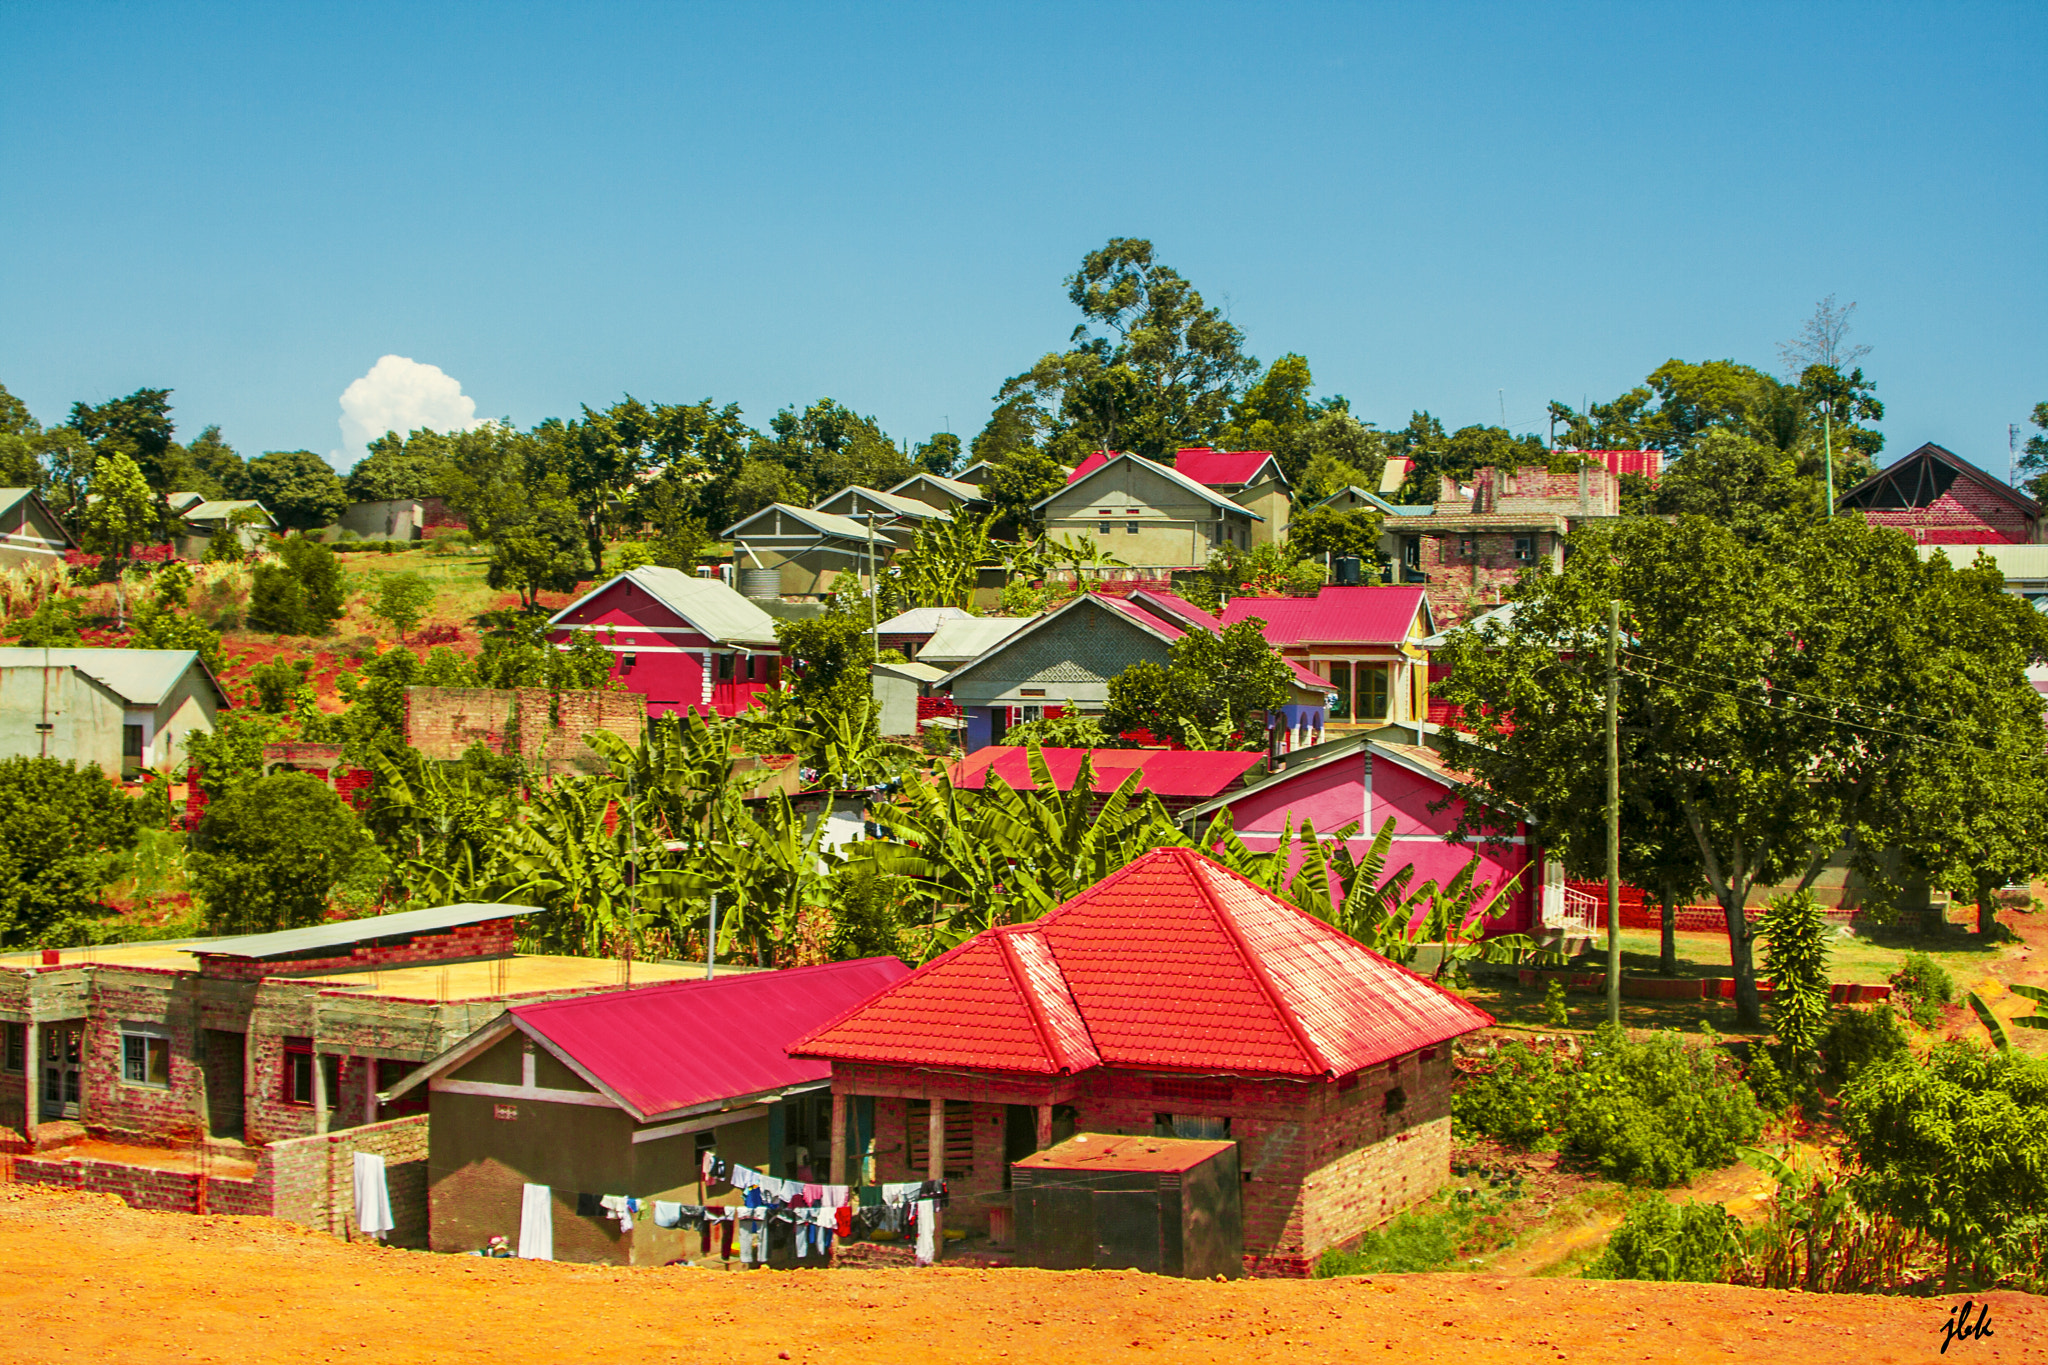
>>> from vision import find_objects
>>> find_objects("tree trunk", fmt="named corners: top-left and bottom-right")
top-left (1724, 893), bottom-right (1762, 1029)
top-left (1659, 890), bottom-right (1678, 977)
top-left (587, 522), bottom-right (605, 579)
top-left (1977, 875), bottom-right (2000, 939)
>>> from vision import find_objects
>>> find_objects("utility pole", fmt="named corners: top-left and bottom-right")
top-left (866, 512), bottom-right (879, 641)
top-left (705, 894), bottom-right (718, 981)
top-left (2013, 424), bottom-right (2022, 487)
top-left (1606, 599), bottom-right (1621, 1027)
top-left (1823, 403), bottom-right (1835, 517)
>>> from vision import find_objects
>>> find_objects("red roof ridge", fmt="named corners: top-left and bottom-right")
top-left (1180, 851), bottom-right (1339, 1076)
top-left (992, 925), bottom-right (1099, 1074)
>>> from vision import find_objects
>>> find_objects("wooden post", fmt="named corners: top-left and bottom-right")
top-left (926, 1099), bottom-right (945, 1182)
top-left (830, 1091), bottom-right (848, 1188)
top-left (365, 1059), bottom-right (379, 1126)
top-left (23, 1020), bottom-right (39, 1147)
top-left (1035, 1103), bottom-right (1053, 1151)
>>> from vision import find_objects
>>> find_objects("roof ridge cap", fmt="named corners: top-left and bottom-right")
top-left (993, 925), bottom-right (1092, 1074)
top-left (1183, 849), bottom-right (1337, 1077)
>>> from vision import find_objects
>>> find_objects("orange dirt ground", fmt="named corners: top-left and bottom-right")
top-left (0, 1186), bottom-right (2038, 1365)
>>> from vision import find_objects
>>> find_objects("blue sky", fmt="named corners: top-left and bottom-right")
top-left (3, 2), bottom-right (2042, 472)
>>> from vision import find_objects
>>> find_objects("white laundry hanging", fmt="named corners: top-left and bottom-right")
top-left (352, 1151), bottom-right (393, 1237)
top-left (518, 1183), bottom-right (554, 1260)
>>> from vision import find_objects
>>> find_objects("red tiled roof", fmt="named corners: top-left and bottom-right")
top-left (1172, 448), bottom-right (1282, 486)
top-left (511, 957), bottom-right (909, 1118)
top-left (1219, 586), bottom-right (1427, 646)
top-left (949, 746), bottom-right (1262, 799)
top-left (792, 847), bottom-right (1492, 1078)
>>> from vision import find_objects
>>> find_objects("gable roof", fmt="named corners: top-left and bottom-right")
top-left (548, 566), bottom-right (781, 646)
top-left (873, 659), bottom-right (948, 684)
top-left (1124, 588), bottom-right (1224, 633)
top-left (194, 902), bottom-right (537, 962)
top-left (887, 472), bottom-right (982, 506)
top-left (1838, 441), bottom-right (2041, 519)
top-left (0, 488), bottom-right (76, 547)
top-left (386, 957), bottom-right (911, 1121)
top-left (874, 605), bottom-right (975, 635)
top-left (0, 647), bottom-right (228, 710)
top-left (791, 846), bottom-right (1491, 1078)
top-left (917, 615), bottom-right (1036, 665)
top-left (948, 746), bottom-right (1263, 800)
top-left (722, 501), bottom-right (875, 542)
top-left (1180, 735), bottom-right (1489, 826)
top-left (182, 499), bottom-right (274, 526)
top-left (1312, 486), bottom-right (1434, 518)
top-left (1171, 448), bottom-right (1289, 488)
top-left (812, 485), bottom-right (951, 521)
top-left (1037, 451), bottom-right (1262, 519)
top-left (935, 593), bottom-right (1179, 687)
top-left (1219, 586), bottom-right (1432, 647)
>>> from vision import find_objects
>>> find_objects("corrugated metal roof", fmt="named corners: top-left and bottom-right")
top-left (0, 648), bottom-right (220, 708)
top-left (1219, 586), bottom-right (1427, 646)
top-left (550, 567), bottom-right (781, 645)
top-left (1015, 1133), bottom-right (1236, 1174)
top-left (183, 499), bottom-right (273, 523)
top-left (722, 501), bottom-right (875, 542)
top-left (513, 957), bottom-right (909, 1119)
top-left (1172, 449), bottom-right (1285, 487)
top-left (195, 902), bottom-right (539, 960)
top-left (1920, 543), bottom-right (2048, 581)
top-left (794, 847), bottom-right (1490, 1078)
top-left (917, 615), bottom-right (1036, 665)
top-left (948, 746), bottom-right (1262, 800)
top-left (873, 660), bottom-right (948, 683)
top-left (1096, 593), bottom-right (1185, 640)
top-left (887, 472), bottom-right (981, 504)
top-left (1125, 589), bottom-right (1225, 633)
top-left (814, 486), bottom-right (951, 520)
top-left (874, 606), bottom-right (975, 635)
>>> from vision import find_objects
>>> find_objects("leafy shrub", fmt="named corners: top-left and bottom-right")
top-left (1819, 1004), bottom-right (1909, 1089)
top-left (1452, 1039), bottom-right (1574, 1145)
top-left (1742, 1043), bottom-right (1792, 1116)
top-left (1891, 952), bottom-right (1955, 1028)
top-left (1758, 890), bottom-right (1833, 1079)
top-left (190, 772), bottom-right (376, 934)
top-left (1585, 1194), bottom-right (1742, 1281)
top-left (1314, 1207), bottom-right (1463, 1276)
top-left (1543, 978), bottom-right (1570, 1028)
top-left (1564, 1026), bottom-right (1764, 1186)
top-left (0, 757), bottom-right (142, 948)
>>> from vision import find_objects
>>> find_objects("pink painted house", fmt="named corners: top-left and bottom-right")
top-left (546, 567), bottom-right (785, 718)
top-left (1183, 733), bottom-right (1542, 935)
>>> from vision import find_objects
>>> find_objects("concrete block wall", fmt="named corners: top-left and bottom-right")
top-left (197, 920), bottom-right (518, 982)
top-left (81, 970), bottom-right (206, 1146)
top-left (265, 1114), bottom-right (430, 1248)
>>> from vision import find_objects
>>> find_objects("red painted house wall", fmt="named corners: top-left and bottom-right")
top-left (1213, 752), bottom-right (1536, 933)
top-left (546, 580), bottom-right (781, 718)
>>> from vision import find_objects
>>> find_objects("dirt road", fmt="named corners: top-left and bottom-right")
top-left (0, 1186), bottom-right (2037, 1365)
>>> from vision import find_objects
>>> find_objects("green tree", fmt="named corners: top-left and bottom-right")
top-left (345, 429), bottom-right (445, 501)
top-left (1794, 363), bottom-right (1884, 482)
top-left (190, 773), bottom-right (377, 934)
top-left (1651, 430), bottom-right (1822, 540)
top-left (995, 238), bottom-right (1259, 463)
top-left (248, 535), bottom-right (346, 634)
top-left (2018, 402), bottom-right (2048, 504)
top-left (0, 382), bottom-right (42, 486)
top-left (246, 449), bottom-right (347, 533)
top-left (1395, 422), bottom-right (1548, 504)
top-left (1103, 616), bottom-right (1292, 749)
top-left (1585, 1195), bottom-right (1743, 1281)
top-left (126, 604), bottom-right (225, 673)
top-left (72, 451), bottom-right (159, 627)
top-left (755, 398), bottom-right (910, 504)
top-left (969, 395), bottom-right (1048, 468)
top-left (776, 610), bottom-right (876, 716)
top-left (1758, 890), bottom-right (1833, 1089)
top-left (67, 388), bottom-right (180, 524)
top-left (1434, 514), bottom-right (2048, 1029)
top-left (912, 431), bottom-right (962, 475)
top-left (485, 480), bottom-right (588, 610)
top-left (0, 757), bottom-right (141, 948)
top-left (185, 425), bottom-right (249, 499)
top-left (369, 571), bottom-right (435, 641)
top-left (1286, 506), bottom-right (1383, 562)
top-left (1217, 353), bottom-right (1316, 478)
top-left (981, 448), bottom-right (1070, 533)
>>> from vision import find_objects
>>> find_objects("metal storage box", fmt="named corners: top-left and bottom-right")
top-left (1011, 1133), bottom-right (1242, 1278)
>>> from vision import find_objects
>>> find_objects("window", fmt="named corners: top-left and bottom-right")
top-left (1459, 537), bottom-right (1476, 559)
top-left (905, 1099), bottom-right (976, 1177)
top-left (123, 725), bottom-right (144, 759)
top-left (1383, 1087), bottom-right (1407, 1115)
top-left (1402, 537), bottom-right (1420, 571)
top-left (620, 651), bottom-right (637, 672)
top-left (121, 1027), bottom-right (170, 1087)
top-left (377, 1059), bottom-right (427, 1116)
top-left (1153, 1113), bottom-right (1231, 1140)
top-left (3, 1022), bottom-right (23, 1073)
top-left (284, 1040), bottom-right (340, 1106)
top-left (1328, 662), bottom-right (1353, 720)
top-left (1356, 665), bottom-right (1390, 722)
top-left (716, 653), bottom-right (735, 682)
top-left (1514, 536), bottom-right (1534, 562)
top-left (1126, 520), bottom-right (1139, 533)
top-left (1099, 521), bottom-right (1111, 534)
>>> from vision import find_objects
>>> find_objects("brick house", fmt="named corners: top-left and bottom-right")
top-left (0, 903), bottom-right (721, 1238)
top-left (546, 566), bottom-right (784, 718)
top-left (790, 846), bottom-right (1493, 1276)
top-left (1837, 442), bottom-right (2042, 545)
top-left (1412, 462), bottom-right (1622, 627)
top-left (382, 957), bottom-right (907, 1264)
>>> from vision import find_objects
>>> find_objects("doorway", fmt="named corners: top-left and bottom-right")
top-left (40, 1021), bottom-right (82, 1121)
top-left (204, 1030), bottom-right (246, 1140)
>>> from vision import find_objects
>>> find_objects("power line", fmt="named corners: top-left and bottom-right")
top-left (1616, 661), bottom-right (2013, 757)
top-left (1616, 647), bottom-right (1990, 735)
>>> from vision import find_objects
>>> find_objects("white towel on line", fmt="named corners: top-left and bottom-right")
top-left (518, 1183), bottom-right (554, 1260)
top-left (352, 1151), bottom-right (393, 1237)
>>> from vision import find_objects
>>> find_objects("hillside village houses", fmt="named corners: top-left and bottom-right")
top-left (0, 488), bottom-right (75, 569)
top-left (0, 647), bottom-right (227, 777)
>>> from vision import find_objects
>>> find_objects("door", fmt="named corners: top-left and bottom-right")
top-left (204, 1030), bottom-right (246, 1140)
top-left (41, 1022), bottom-right (82, 1121)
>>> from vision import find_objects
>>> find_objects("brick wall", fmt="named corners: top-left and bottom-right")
top-left (197, 920), bottom-right (518, 982)
top-left (82, 971), bottom-right (206, 1146)
top-left (265, 1114), bottom-right (431, 1248)
top-left (1857, 483), bottom-right (2032, 544)
top-left (405, 686), bottom-right (645, 773)
top-left (1417, 527), bottom-right (1562, 627)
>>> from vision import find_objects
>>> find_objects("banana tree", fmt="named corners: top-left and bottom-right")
top-left (655, 790), bottom-right (841, 965)
top-left (496, 778), bottom-right (670, 957)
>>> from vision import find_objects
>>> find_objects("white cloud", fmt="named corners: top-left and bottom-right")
top-left (338, 354), bottom-right (486, 453)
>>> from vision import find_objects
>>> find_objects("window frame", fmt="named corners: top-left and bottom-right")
top-left (1514, 536), bottom-right (1534, 562)
top-left (3, 1021), bottom-right (24, 1073)
top-left (120, 1024), bottom-right (172, 1089)
top-left (283, 1039), bottom-right (341, 1106)
top-left (1356, 664), bottom-right (1391, 722)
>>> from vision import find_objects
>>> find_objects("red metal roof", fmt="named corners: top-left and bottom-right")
top-left (511, 957), bottom-right (909, 1119)
top-left (949, 746), bottom-right (1262, 799)
top-left (793, 847), bottom-right (1492, 1079)
top-left (1219, 586), bottom-right (1427, 646)
top-left (1578, 450), bottom-right (1662, 481)
top-left (1065, 451), bottom-right (1116, 483)
top-left (1172, 448), bottom-right (1282, 486)
top-left (1126, 588), bottom-right (1225, 633)
top-left (1096, 592), bottom-right (1186, 639)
